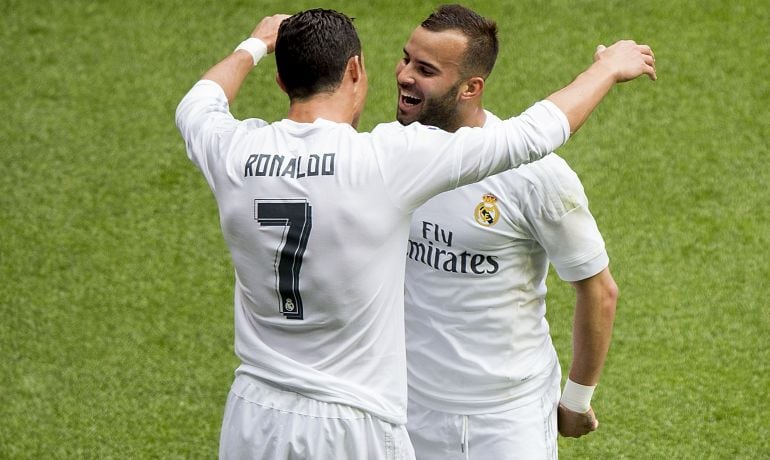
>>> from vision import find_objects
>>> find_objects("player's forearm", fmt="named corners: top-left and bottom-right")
top-left (568, 269), bottom-right (618, 385)
top-left (200, 14), bottom-right (288, 103)
top-left (546, 61), bottom-right (616, 135)
top-left (201, 51), bottom-right (255, 103)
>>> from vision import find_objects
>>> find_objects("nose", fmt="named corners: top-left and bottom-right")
top-left (396, 61), bottom-right (414, 87)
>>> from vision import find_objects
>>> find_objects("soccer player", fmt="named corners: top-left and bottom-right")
top-left (175, 8), bottom-right (656, 459)
top-left (400, 5), bottom-right (624, 458)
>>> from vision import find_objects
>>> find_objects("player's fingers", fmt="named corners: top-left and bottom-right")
top-left (645, 62), bottom-right (658, 81)
top-left (637, 43), bottom-right (654, 57)
top-left (638, 44), bottom-right (655, 64)
top-left (589, 416), bottom-right (599, 431)
top-left (634, 45), bottom-right (657, 81)
top-left (593, 44), bottom-right (607, 62)
top-left (642, 52), bottom-right (655, 65)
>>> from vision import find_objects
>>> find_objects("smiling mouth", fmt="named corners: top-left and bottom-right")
top-left (401, 93), bottom-right (422, 106)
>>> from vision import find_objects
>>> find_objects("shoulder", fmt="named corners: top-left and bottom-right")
top-left (483, 113), bottom-right (586, 202)
top-left (372, 121), bottom-right (403, 132)
top-left (241, 117), bottom-right (270, 130)
top-left (513, 155), bottom-right (591, 219)
top-left (370, 121), bottom-right (403, 140)
top-left (483, 110), bottom-right (503, 126)
top-left (372, 120), bottom-right (443, 135)
top-left (517, 155), bottom-right (584, 195)
top-left (370, 121), bottom-right (447, 151)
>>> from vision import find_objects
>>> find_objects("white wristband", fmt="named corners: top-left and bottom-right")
top-left (560, 378), bottom-right (596, 413)
top-left (234, 37), bottom-right (268, 66)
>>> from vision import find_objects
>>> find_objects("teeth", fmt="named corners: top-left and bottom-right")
top-left (402, 93), bottom-right (422, 105)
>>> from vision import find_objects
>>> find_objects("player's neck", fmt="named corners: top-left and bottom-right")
top-left (464, 105), bottom-right (487, 129)
top-left (285, 57), bottom-right (365, 128)
top-left (446, 104), bottom-right (487, 132)
top-left (287, 93), bottom-right (356, 126)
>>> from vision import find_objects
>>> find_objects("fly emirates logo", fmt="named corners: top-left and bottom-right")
top-left (407, 221), bottom-right (499, 275)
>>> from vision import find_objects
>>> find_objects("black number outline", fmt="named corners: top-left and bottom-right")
top-left (255, 199), bottom-right (312, 320)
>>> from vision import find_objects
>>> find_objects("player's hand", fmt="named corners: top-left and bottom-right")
top-left (557, 403), bottom-right (599, 438)
top-left (593, 40), bottom-right (657, 82)
top-left (250, 14), bottom-right (291, 53)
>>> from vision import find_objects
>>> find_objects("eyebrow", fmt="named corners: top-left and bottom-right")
top-left (402, 48), bottom-right (441, 73)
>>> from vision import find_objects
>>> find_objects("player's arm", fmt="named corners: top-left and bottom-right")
top-left (395, 39), bottom-right (657, 207)
top-left (200, 14), bottom-right (289, 102)
top-left (558, 267), bottom-right (618, 438)
top-left (175, 15), bottom-right (287, 178)
top-left (547, 40), bottom-right (656, 134)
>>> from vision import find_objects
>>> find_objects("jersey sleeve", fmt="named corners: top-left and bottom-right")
top-left (518, 157), bottom-right (609, 282)
top-left (372, 100), bottom-right (570, 211)
top-left (175, 80), bottom-right (242, 190)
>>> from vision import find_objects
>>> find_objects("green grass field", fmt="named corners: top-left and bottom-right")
top-left (2, 0), bottom-right (768, 458)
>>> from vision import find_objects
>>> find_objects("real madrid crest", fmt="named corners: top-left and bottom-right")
top-left (474, 193), bottom-right (500, 226)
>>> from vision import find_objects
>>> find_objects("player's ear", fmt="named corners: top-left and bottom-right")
top-left (347, 54), bottom-right (365, 82)
top-left (460, 76), bottom-right (485, 100)
top-left (275, 72), bottom-right (287, 93)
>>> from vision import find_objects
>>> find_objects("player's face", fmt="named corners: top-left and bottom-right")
top-left (395, 27), bottom-right (468, 130)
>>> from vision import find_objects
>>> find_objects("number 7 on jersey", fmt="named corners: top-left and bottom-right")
top-left (255, 199), bottom-right (312, 320)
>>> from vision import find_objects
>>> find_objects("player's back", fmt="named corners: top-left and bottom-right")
top-left (213, 118), bottom-right (414, 423)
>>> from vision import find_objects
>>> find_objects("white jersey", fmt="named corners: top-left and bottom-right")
top-left (405, 111), bottom-right (608, 414)
top-left (175, 81), bottom-right (570, 425)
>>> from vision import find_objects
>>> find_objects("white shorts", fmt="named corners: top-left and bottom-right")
top-left (219, 374), bottom-right (415, 460)
top-left (406, 377), bottom-right (559, 460)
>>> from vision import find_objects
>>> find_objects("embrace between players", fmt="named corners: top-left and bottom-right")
top-left (176, 5), bottom-right (655, 459)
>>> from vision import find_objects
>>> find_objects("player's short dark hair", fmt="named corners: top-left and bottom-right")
top-left (421, 4), bottom-right (498, 79)
top-left (276, 9), bottom-right (362, 101)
